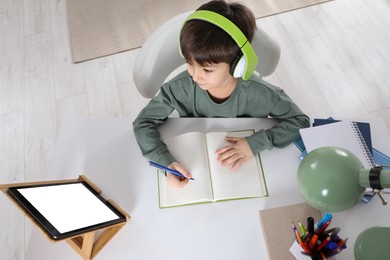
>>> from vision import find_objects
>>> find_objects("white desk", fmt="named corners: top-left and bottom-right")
top-left (25, 117), bottom-right (390, 260)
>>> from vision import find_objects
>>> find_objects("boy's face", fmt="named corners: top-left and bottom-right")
top-left (187, 61), bottom-right (236, 92)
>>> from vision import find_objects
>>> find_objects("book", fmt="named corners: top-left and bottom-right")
top-left (158, 130), bottom-right (268, 208)
top-left (374, 148), bottom-right (390, 168)
top-left (294, 117), bottom-right (373, 157)
top-left (258, 203), bottom-right (322, 260)
top-left (312, 118), bottom-right (390, 167)
top-left (299, 120), bottom-right (375, 168)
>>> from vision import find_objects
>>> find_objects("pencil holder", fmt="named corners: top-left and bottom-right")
top-left (292, 213), bottom-right (347, 259)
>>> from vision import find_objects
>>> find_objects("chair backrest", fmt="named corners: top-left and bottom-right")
top-left (133, 11), bottom-right (281, 99)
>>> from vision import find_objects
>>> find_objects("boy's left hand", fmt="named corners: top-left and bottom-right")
top-left (215, 136), bottom-right (253, 171)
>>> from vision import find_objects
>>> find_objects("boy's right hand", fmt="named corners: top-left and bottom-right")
top-left (167, 162), bottom-right (192, 188)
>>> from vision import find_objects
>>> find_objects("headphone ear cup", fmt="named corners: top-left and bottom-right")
top-left (230, 52), bottom-right (243, 76)
top-left (230, 52), bottom-right (247, 78)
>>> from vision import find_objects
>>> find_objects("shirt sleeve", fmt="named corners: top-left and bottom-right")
top-left (246, 88), bottom-right (310, 154)
top-left (132, 86), bottom-right (178, 166)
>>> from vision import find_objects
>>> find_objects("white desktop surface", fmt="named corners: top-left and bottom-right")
top-left (25, 117), bottom-right (390, 260)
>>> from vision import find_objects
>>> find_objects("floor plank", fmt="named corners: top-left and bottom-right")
top-left (112, 49), bottom-right (137, 84)
top-left (23, 31), bottom-right (58, 255)
top-left (24, 32), bottom-right (58, 181)
top-left (305, 4), bottom-right (390, 112)
top-left (294, 35), bottom-right (371, 118)
top-left (50, 0), bottom-right (86, 100)
top-left (0, 111), bottom-right (25, 260)
top-left (259, 16), bottom-right (333, 119)
top-left (360, 0), bottom-right (390, 43)
top-left (348, 23), bottom-right (390, 90)
top-left (0, 0), bottom-right (24, 115)
top-left (23, 0), bottom-right (51, 36)
top-left (83, 57), bottom-right (122, 117)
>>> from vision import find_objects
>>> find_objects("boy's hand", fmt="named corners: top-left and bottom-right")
top-left (166, 162), bottom-right (192, 188)
top-left (215, 137), bottom-right (253, 171)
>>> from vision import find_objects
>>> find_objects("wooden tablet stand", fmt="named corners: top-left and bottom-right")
top-left (0, 175), bottom-right (130, 260)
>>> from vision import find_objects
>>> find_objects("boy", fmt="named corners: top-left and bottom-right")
top-left (133, 0), bottom-right (310, 188)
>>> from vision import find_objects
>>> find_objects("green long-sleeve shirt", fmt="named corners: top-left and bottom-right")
top-left (133, 71), bottom-right (310, 166)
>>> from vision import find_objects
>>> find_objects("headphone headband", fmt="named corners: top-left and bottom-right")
top-left (183, 10), bottom-right (258, 80)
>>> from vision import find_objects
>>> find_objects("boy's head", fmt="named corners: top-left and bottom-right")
top-left (180, 0), bottom-right (256, 78)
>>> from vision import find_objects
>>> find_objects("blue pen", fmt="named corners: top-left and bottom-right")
top-left (315, 213), bottom-right (333, 231)
top-left (148, 161), bottom-right (194, 180)
top-left (324, 241), bottom-right (338, 250)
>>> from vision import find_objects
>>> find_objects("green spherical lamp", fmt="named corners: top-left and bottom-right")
top-left (297, 146), bottom-right (390, 212)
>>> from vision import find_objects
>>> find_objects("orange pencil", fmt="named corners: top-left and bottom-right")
top-left (295, 229), bottom-right (303, 246)
top-left (309, 234), bottom-right (318, 249)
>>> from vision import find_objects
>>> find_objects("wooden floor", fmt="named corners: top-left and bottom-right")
top-left (1, 0), bottom-right (390, 258)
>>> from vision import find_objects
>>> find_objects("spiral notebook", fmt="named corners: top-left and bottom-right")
top-left (299, 121), bottom-right (375, 168)
top-left (313, 118), bottom-right (373, 155)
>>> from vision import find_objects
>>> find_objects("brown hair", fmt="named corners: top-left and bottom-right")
top-left (180, 0), bottom-right (256, 66)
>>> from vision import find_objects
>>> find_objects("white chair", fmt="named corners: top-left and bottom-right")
top-left (133, 11), bottom-right (281, 99)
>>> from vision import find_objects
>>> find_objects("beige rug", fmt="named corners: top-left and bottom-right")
top-left (66, 0), bottom-right (333, 63)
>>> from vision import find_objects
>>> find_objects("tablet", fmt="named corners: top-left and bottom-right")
top-left (7, 181), bottom-right (127, 240)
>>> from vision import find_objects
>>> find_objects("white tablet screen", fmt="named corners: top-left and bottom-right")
top-left (17, 183), bottom-right (120, 233)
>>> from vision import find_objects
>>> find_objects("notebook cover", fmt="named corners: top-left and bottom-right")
top-left (297, 118), bottom-right (390, 167)
top-left (373, 148), bottom-right (390, 167)
top-left (313, 118), bottom-right (373, 155)
top-left (259, 203), bottom-right (322, 260)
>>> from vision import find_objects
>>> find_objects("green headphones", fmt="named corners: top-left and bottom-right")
top-left (181, 10), bottom-right (258, 80)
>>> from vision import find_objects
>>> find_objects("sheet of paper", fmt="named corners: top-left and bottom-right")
top-left (289, 241), bottom-right (312, 260)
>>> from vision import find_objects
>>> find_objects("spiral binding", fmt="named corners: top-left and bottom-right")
top-left (350, 121), bottom-right (375, 168)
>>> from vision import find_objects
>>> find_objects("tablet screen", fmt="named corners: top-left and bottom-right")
top-left (7, 181), bottom-right (126, 240)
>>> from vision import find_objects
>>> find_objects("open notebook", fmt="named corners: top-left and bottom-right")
top-left (158, 130), bottom-right (268, 208)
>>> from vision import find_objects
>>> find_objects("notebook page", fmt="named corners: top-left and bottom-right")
top-left (205, 130), bottom-right (265, 201)
top-left (159, 132), bottom-right (213, 207)
top-left (299, 121), bottom-right (374, 168)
